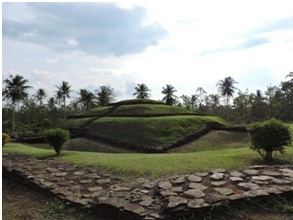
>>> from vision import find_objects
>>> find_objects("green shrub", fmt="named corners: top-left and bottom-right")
top-left (2, 133), bottom-right (11, 147)
top-left (44, 128), bottom-right (70, 156)
top-left (247, 118), bottom-right (292, 161)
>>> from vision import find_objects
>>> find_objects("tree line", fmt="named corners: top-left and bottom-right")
top-left (2, 72), bottom-right (293, 133)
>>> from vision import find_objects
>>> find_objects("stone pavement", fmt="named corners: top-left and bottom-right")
top-left (2, 152), bottom-right (293, 219)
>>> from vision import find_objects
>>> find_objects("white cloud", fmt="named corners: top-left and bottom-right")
top-left (67, 38), bottom-right (78, 47)
top-left (2, 1), bottom-right (293, 102)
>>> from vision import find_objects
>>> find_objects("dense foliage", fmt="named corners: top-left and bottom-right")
top-left (247, 118), bottom-right (292, 161)
top-left (2, 133), bottom-right (11, 147)
top-left (44, 128), bottom-right (70, 156)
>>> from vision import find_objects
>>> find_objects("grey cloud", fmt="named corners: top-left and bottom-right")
top-left (199, 37), bottom-right (270, 55)
top-left (3, 3), bottom-right (167, 56)
top-left (251, 16), bottom-right (293, 35)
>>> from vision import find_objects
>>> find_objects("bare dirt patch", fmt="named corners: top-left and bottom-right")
top-left (2, 177), bottom-right (99, 220)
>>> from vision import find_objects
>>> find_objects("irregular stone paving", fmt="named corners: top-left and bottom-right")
top-left (2, 152), bottom-right (293, 219)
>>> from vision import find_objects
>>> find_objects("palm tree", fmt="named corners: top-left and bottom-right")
top-left (34, 88), bottom-right (47, 106)
top-left (95, 86), bottom-right (116, 106)
top-left (47, 97), bottom-right (56, 111)
top-left (162, 84), bottom-right (178, 105)
top-left (216, 76), bottom-right (239, 106)
top-left (78, 89), bottom-right (96, 110)
top-left (286, 72), bottom-right (293, 81)
top-left (55, 81), bottom-right (71, 118)
top-left (133, 83), bottom-right (151, 99)
top-left (2, 74), bottom-right (32, 132)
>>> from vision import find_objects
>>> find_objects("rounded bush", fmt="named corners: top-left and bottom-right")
top-left (44, 128), bottom-right (70, 156)
top-left (247, 118), bottom-right (292, 161)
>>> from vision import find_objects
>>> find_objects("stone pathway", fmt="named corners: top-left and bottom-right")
top-left (2, 152), bottom-right (293, 219)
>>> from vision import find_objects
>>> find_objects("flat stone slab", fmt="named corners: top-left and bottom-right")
top-left (173, 176), bottom-right (186, 184)
top-left (167, 196), bottom-right (188, 209)
top-left (80, 179), bottom-right (92, 184)
top-left (55, 172), bottom-right (68, 177)
top-left (184, 189), bottom-right (205, 199)
top-left (242, 169), bottom-right (259, 176)
top-left (88, 186), bottom-right (103, 192)
top-left (214, 187), bottom-right (234, 196)
top-left (188, 183), bottom-right (208, 191)
top-left (245, 189), bottom-right (270, 197)
top-left (238, 182), bottom-right (260, 190)
top-left (158, 181), bottom-right (172, 190)
top-left (230, 177), bottom-right (243, 182)
top-left (229, 171), bottom-right (245, 178)
top-left (210, 173), bottom-right (225, 180)
top-left (188, 175), bottom-right (203, 183)
top-left (262, 171), bottom-right (283, 177)
top-left (103, 197), bottom-right (128, 208)
top-left (187, 199), bottom-right (205, 208)
top-left (96, 178), bottom-right (110, 184)
top-left (160, 190), bottom-right (178, 197)
top-left (139, 197), bottom-right (154, 207)
top-left (124, 203), bottom-right (145, 215)
top-left (252, 176), bottom-right (274, 181)
top-left (211, 181), bottom-right (227, 187)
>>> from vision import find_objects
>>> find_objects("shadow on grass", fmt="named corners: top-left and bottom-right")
top-left (251, 157), bottom-right (293, 166)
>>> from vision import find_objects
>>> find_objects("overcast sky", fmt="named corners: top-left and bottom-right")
top-left (2, 1), bottom-right (293, 102)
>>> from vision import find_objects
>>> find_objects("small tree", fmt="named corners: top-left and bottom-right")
top-left (247, 118), bottom-right (292, 161)
top-left (2, 133), bottom-right (11, 147)
top-left (44, 128), bottom-right (70, 156)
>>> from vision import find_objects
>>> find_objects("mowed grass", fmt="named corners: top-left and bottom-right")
top-left (171, 130), bottom-right (250, 152)
top-left (88, 116), bottom-right (226, 148)
top-left (109, 104), bottom-right (195, 115)
top-left (54, 118), bottom-right (93, 129)
top-left (3, 143), bottom-right (293, 179)
top-left (77, 106), bottom-right (112, 116)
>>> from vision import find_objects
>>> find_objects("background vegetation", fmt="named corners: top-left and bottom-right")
top-left (2, 73), bottom-right (292, 134)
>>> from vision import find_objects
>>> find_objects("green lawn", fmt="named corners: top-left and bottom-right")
top-left (3, 143), bottom-right (293, 179)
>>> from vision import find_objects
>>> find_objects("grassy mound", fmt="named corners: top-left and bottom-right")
top-left (87, 116), bottom-right (226, 150)
top-left (56, 99), bottom-right (227, 152)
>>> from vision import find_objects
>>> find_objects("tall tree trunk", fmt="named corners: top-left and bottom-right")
top-left (63, 96), bottom-right (66, 119)
top-left (12, 102), bottom-right (16, 133)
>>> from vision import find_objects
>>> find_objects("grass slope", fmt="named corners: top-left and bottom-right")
top-left (4, 143), bottom-right (293, 179)
top-left (77, 106), bottom-right (112, 116)
top-left (87, 116), bottom-right (226, 148)
top-left (53, 118), bottom-right (93, 129)
top-left (109, 104), bottom-right (195, 116)
top-left (171, 130), bottom-right (250, 152)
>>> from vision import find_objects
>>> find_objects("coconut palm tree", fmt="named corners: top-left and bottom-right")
top-left (55, 81), bottom-right (72, 118)
top-left (216, 76), bottom-right (239, 106)
top-left (162, 84), bottom-right (178, 105)
top-left (78, 89), bottom-right (96, 110)
top-left (133, 83), bottom-right (151, 99)
top-left (34, 88), bottom-right (47, 106)
top-left (2, 74), bottom-right (32, 132)
top-left (286, 72), bottom-right (293, 81)
top-left (95, 86), bottom-right (116, 106)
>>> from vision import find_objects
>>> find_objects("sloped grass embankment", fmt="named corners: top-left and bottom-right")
top-left (86, 116), bottom-right (226, 151)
